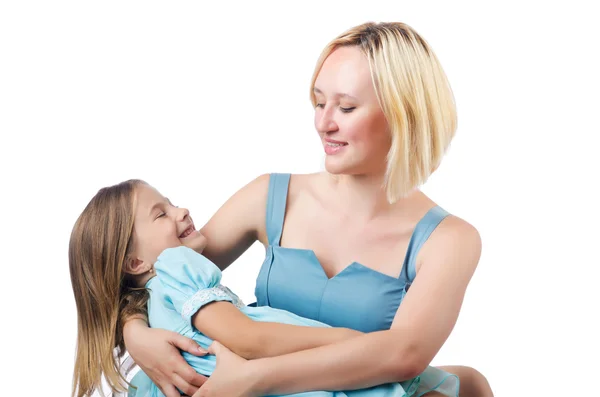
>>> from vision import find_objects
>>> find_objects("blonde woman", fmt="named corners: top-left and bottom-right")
top-left (124, 22), bottom-right (493, 397)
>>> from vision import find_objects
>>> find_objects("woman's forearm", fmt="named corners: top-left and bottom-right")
top-left (251, 328), bottom-right (425, 396)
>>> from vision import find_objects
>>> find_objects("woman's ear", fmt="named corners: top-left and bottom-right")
top-left (123, 256), bottom-right (150, 276)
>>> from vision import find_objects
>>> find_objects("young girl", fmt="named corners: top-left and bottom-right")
top-left (69, 179), bottom-right (458, 397)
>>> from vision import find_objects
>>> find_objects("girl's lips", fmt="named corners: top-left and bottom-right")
top-left (179, 225), bottom-right (196, 238)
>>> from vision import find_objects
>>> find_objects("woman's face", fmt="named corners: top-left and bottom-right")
top-left (313, 46), bottom-right (390, 177)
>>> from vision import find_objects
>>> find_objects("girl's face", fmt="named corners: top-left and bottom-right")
top-left (313, 45), bottom-right (390, 176)
top-left (131, 184), bottom-right (207, 267)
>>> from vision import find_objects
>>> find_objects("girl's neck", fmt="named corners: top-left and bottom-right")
top-left (134, 272), bottom-right (155, 288)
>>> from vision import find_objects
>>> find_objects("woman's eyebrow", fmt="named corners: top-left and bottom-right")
top-left (313, 87), bottom-right (358, 101)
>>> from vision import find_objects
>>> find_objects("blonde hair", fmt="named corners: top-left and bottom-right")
top-left (310, 22), bottom-right (457, 203)
top-left (69, 179), bottom-right (150, 397)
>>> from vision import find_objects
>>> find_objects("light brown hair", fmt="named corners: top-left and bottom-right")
top-left (69, 179), bottom-right (149, 397)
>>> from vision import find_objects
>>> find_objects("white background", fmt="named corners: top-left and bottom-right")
top-left (1, 1), bottom-right (599, 396)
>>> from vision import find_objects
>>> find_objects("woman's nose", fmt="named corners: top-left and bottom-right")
top-left (316, 107), bottom-right (338, 134)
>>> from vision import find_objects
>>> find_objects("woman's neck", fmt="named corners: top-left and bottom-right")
top-left (329, 172), bottom-right (397, 220)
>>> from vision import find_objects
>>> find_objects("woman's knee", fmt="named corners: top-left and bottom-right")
top-left (436, 365), bottom-right (493, 397)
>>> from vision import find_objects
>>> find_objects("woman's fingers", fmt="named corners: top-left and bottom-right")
top-left (207, 341), bottom-right (223, 356)
top-left (170, 371), bottom-right (201, 397)
top-left (176, 361), bottom-right (209, 388)
top-left (171, 333), bottom-right (208, 356)
top-left (159, 382), bottom-right (184, 397)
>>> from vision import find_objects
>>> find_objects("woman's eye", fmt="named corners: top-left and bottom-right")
top-left (315, 103), bottom-right (324, 109)
top-left (340, 107), bottom-right (356, 113)
top-left (156, 212), bottom-right (166, 219)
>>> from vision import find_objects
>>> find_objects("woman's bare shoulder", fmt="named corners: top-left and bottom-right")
top-left (417, 211), bottom-right (482, 274)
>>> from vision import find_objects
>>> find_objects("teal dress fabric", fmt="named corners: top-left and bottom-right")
top-left (254, 174), bottom-right (458, 397)
top-left (128, 173), bottom-right (459, 397)
top-left (129, 246), bottom-right (409, 396)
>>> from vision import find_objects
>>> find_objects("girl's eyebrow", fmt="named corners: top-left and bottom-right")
top-left (148, 201), bottom-right (163, 216)
top-left (148, 197), bottom-right (172, 216)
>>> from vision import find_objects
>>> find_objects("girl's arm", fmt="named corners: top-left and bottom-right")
top-left (155, 246), bottom-right (362, 360)
top-left (193, 301), bottom-right (361, 359)
top-left (198, 217), bottom-right (482, 396)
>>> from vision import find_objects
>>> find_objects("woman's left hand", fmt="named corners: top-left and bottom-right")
top-left (192, 341), bottom-right (261, 397)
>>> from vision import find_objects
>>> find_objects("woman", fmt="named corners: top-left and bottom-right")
top-left (124, 21), bottom-right (493, 397)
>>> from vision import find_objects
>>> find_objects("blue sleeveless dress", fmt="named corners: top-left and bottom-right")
top-left (253, 173), bottom-right (459, 396)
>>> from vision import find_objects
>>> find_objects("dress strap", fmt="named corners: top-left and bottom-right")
top-left (266, 173), bottom-right (291, 246)
top-left (400, 206), bottom-right (450, 282)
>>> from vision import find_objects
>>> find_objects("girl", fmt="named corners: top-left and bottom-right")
top-left (69, 179), bottom-right (458, 397)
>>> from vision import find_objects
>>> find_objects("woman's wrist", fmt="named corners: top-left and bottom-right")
top-left (247, 358), bottom-right (272, 397)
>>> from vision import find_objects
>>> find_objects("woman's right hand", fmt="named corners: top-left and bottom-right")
top-left (124, 319), bottom-right (208, 397)
top-left (192, 341), bottom-right (260, 397)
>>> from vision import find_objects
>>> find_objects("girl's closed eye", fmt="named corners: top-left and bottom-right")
top-left (156, 212), bottom-right (166, 219)
top-left (340, 106), bottom-right (356, 113)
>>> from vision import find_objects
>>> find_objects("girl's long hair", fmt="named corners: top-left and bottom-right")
top-left (69, 179), bottom-right (150, 397)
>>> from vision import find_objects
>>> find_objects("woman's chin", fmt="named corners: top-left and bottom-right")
top-left (324, 159), bottom-right (349, 175)
top-left (324, 161), bottom-right (363, 177)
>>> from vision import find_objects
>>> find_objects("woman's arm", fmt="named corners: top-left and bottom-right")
top-left (197, 217), bottom-right (482, 397)
top-left (193, 301), bottom-right (361, 359)
top-left (123, 318), bottom-right (208, 397)
top-left (200, 174), bottom-right (270, 270)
